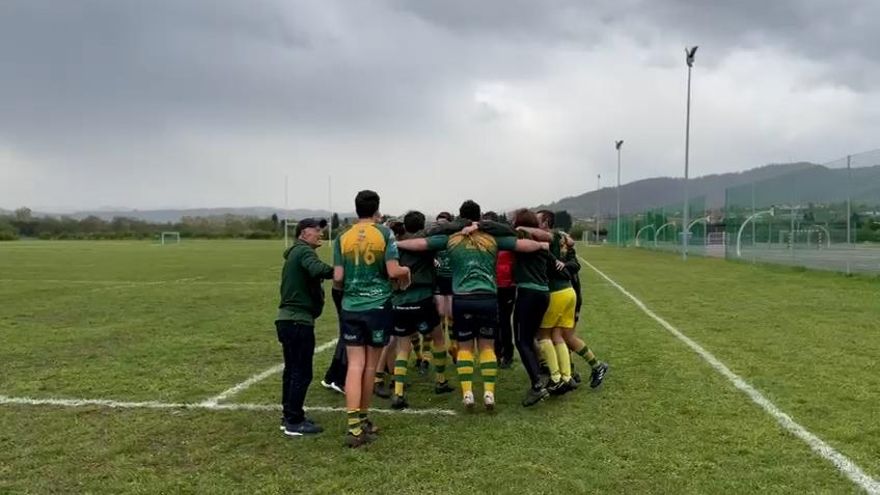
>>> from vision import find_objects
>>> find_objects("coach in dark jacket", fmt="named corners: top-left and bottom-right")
top-left (276, 218), bottom-right (332, 436)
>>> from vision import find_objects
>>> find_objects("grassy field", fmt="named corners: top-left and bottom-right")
top-left (1, 240), bottom-right (878, 494)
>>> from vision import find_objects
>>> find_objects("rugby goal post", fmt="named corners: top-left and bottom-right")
top-left (160, 232), bottom-right (181, 245)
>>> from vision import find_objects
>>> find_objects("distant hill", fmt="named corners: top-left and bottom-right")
top-left (539, 162), bottom-right (880, 218)
top-left (12, 207), bottom-right (351, 223)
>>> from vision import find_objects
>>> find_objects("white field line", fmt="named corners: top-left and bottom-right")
top-left (579, 255), bottom-right (880, 495)
top-left (0, 395), bottom-right (456, 416)
top-left (199, 338), bottom-right (339, 406)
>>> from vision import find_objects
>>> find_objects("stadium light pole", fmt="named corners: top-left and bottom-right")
top-left (682, 45), bottom-right (698, 261)
top-left (615, 140), bottom-right (623, 246)
top-left (327, 175), bottom-right (333, 244)
top-left (596, 174), bottom-right (601, 243)
top-left (284, 174), bottom-right (289, 248)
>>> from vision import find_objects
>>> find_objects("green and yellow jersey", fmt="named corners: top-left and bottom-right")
top-left (425, 232), bottom-right (517, 295)
top-left (333, 221), bottom-right (399, 312)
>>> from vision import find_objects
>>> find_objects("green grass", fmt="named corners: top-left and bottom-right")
top-left (0, 240), bottom-right (876, 494)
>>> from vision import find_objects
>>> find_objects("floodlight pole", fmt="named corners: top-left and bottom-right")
top-left (284, 174), bottom-right (289, 248)
top-left (328, 175), bottom-right (333, 244)
top-left (683, 46), bottom-right (697, 260)
top-left (846, 154), bottom-right (852, 245)
top-left (596, 174), bottom-right (601, 243)
top-left (616, 141), bottom-right (623, 246)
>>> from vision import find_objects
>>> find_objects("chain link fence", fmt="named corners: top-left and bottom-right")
top-left (604, 149), bottom-right (880, 274)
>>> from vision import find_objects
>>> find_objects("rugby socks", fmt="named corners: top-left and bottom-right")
top-left (432, 343), bottom-right (448, 383)
top-left (574, 343), bottom-right (600, 369)
top-left (393, 351), bottom-right (408, 396)
top-left (539, 339), bottom-right (561, 382)
top-left (456, 349), bottom-right (474, 396)
top-left (555, 342), bottom-right (572, 383)
top-left (347, 409), bottom-right (362, 436)
top-left (478, 348), bottom-right (497, 394)
top-left (421, 338), bottom-right (432, 364)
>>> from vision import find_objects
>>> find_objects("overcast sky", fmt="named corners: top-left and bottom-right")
top-left (2, 1), bottom-right (879, 215)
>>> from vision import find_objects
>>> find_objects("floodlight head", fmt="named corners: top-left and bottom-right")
top-left (686, 46), bottom-right (698, 67)
top-left (615, 140), bottom-right (624, 150)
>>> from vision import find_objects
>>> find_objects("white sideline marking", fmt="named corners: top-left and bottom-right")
top-left (199, 338), bottom-right (339, 406)
top-left (0, 395), bottom-right (456, 416)
top-left (579, 255), bottom-right (880, 494)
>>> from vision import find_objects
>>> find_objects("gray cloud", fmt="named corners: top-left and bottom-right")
top-left (1, 0), bottom-right (878, 213)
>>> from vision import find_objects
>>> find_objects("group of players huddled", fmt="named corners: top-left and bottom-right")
top-left (275, 189), bottom-right (607, 448)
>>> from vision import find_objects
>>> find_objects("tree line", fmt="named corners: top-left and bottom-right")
top-left (0, 207), bottom-right (577, 241)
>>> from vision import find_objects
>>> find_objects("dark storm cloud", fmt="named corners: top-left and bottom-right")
top-left (395, 0), bottom-right (880, 90)
top-left (0, 0), bottom-right (878, 212)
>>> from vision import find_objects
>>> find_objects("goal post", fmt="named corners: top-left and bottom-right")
top-left (160, 232), bottom-right (181, 245)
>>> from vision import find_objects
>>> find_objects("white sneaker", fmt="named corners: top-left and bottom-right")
top-left (483, 392), bottom-right (495, 411)
top-left (462, 391), bottom-right (475, 410)
top-left (321, 380), bottom-right (345, 395)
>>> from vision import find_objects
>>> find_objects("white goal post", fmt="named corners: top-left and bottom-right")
top-left (160, 232), bottom-right (181, 245)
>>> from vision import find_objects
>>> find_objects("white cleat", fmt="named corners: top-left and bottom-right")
top-left (321, 380), bottom-right (345, 395)
top-left (462, 391), bottom-right (475, 410)
top-left (483, 392), bottom-right (495, 411)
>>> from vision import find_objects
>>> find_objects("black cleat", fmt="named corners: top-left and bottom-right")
top-left (522, 386), bottom-right (549, 407)
top-left (498, 357), bottom-right (514, 369)
top-left (590, 362), bottom-right (609, 389)
top-left (548, 379), bottom-right (574, 396)
top-left (418, 359), bottom-right (430, 376)
top-left (390, 394), bottom-right (409, 410)
top-left (374, 381), bottom-right (391, 399)
top-left (434, 380), bottom-right (454, 394)
top-left (362, 419), bottom-right (380, 437)
top-left (283, 420), bottom-right (323, 436)
top-left (345, 432), bottom-right (369, 448)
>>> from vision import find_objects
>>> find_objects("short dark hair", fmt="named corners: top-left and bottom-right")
top-left (436, 211), bottom-right (453, 222)
top-left (482, 211), bottom-right (499, 222)
top-left (355, 190), bottom-right (380, 219)
top-left (387, 219), bottom-right (405, 237)
top-left (537, 209), bottom-right (555, 228)
top-left (459, 200), bottom-right (481, 222)
top-left (513, 208), bottom-right (539, 228)
top-left (403, 210), bottom-right (425, 233)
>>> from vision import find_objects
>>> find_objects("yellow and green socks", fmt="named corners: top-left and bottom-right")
top-left (432, 344), bottom-right (448, 383)
top-left (574, 344), bottom-right (599, 368)
top-left (393, 351), bottom-right (408, 396)
top-left (422, 347), bottom-right (432, 365)
top-left (555, 342), bottom-right (572, 383)
top-left (347, 409), bottom-right (362, 436)
top-left (456, 349), bottom-right (474, 396)
top-left (539, 339), bottom-right (561, 382)
top-left (478, 348), bottom-right (498, 394)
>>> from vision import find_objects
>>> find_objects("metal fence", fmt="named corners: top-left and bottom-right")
top-left (605, 149), bottom-right (880, 274)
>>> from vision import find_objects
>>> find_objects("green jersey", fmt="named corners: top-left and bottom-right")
top-left (514, 231), bottom-right (552, 292)
top-left (333, 222), bottom-right (399, 311)
top-left (435, 249), bottom-right (452, 279)
top-left (426, 232), bottom-right (517, 295)
top-left (392, 231), bottom-right (436, 306)
top-left (548, 230), bottom-right (573, 291)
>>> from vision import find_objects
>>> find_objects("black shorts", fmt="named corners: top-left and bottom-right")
top-left (340, 306), bottom-right (392, 348)
top-left (434, 277), bottom-right (453, 296)
top-left (392, 297), bottom-right (441, 337)
top-left (451, 294), bottom-right (499, 342)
